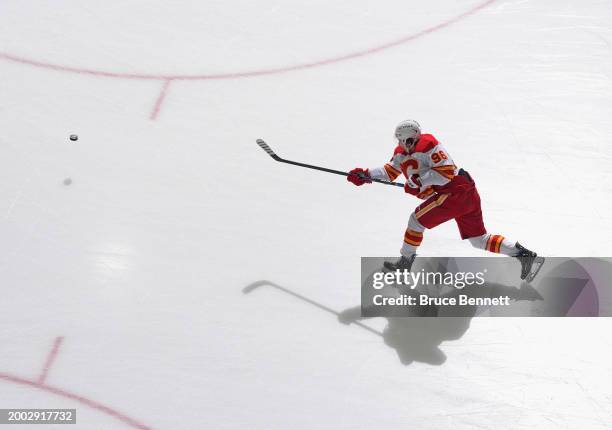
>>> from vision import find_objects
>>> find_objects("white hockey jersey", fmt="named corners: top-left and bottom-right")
top-left (369, 134), bottom-right (458, 198)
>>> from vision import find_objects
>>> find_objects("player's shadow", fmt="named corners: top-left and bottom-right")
top-left (243, 278), bottom-right (540, 366)
top-left (337, 284), bottom-right (528, 366)
top-left (336, 308), bottom-right (470, 366)
top-left (243, 268), bottom-right (541, 365)
top-left (244, 258), bottom-right (612, 365)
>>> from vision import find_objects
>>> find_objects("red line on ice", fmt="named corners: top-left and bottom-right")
top-left (0, 0), bottom-right (496, 118)
top-left (0, 0), bottom-right (495, 81)
top-left (149, 79), bottom-right (172, 120)
top-left (37, 336), bottom-right (64, 384)
top-left (0, 372), bottom-right (154, 430)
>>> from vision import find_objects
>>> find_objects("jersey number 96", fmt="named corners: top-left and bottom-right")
top-left (431, 151), bottom-right (448, 163)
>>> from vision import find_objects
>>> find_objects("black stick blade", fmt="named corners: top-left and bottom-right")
top-left (256, 139), bottom-right (281, 160)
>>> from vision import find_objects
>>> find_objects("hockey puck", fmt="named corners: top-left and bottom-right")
top-left (69, 134), bottom-right (78, 141)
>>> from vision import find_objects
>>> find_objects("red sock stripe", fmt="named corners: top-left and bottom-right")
top-left (487, 235), bottom-right (504, 253)
top-left (406, 229), bottom-right (423, 237)
top-left (495, 235), bottom-right (504, 253)
top-left (485, 235), bottom-right (493, 251)
top-left (404, 229), bottom-right (423, 246)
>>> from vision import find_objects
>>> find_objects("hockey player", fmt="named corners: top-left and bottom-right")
top-left (347, 120), bottom-right (543, 281)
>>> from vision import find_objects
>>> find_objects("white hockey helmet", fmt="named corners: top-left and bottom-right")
top-left (395, 119), bottom-right (421, 149)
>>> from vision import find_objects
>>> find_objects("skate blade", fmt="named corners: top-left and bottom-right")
top-left (525, 257), bottom-right (545, 283)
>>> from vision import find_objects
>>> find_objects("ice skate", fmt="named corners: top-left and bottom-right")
top-left (515, 243), bottom-right (545, 282)
top-left (383, 254), bottom-right (416, 272)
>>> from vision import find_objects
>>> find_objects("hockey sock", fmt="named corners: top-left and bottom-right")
top-left (401, 213), bottom-right (425, 257)
top-left (401, 229), bottom-right (422, 257)
top-left (468, 234), bottom-right (518, 256)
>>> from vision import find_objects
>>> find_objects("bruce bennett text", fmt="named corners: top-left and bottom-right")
top-left (372, 295), bottom-right (512, 307)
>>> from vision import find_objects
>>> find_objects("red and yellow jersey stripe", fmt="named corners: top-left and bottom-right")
top-left (431, 165), bottom-right (457, 180)
top-left (416, 187), bottom-right (435, 200)
top-left (383, 163), bottom-right (402, 181)
top-left (415, 193), bottom-right (449, 219)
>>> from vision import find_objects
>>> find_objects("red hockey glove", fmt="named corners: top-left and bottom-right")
top-left (404, 174), bottom-right (422, 196)
top-left (347, 168), bottom-right (372, 186)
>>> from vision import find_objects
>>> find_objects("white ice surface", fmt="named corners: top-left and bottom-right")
top-left (1, 1), bottom-right (612, 429)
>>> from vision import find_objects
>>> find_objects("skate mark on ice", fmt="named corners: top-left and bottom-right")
top-left (0, 0), bottom-right (497, 120)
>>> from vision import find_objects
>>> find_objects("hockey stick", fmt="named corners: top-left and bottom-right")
top-left (243, 280), bottom-right (383, 337)
top-left (256, 139), bottom-right (404, 187)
